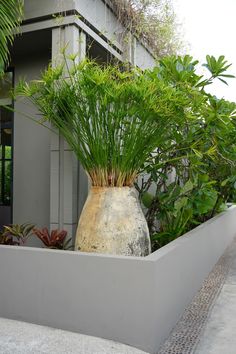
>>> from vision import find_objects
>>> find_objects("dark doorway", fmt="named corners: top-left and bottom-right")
top-left (0, 71), bottom-right (13, 230)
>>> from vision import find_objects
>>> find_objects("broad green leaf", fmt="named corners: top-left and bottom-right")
top-left (141, 192), bottom-right (154, 208)
top-left (181, 180), bottom-right (194, 195)
top-left (174, 197), bottom-right (188, 212)
top-left (221, 179), bottom-right (229, 187)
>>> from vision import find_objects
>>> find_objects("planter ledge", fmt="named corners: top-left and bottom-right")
top-left (0, 206), bottom-right (236, 353)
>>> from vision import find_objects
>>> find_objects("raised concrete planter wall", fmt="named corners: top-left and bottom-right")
top-left (0, 206), bottom-right (236, 353)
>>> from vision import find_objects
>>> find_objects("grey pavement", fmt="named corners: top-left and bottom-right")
top-left (0, 317), bottom-right (148, 354)
top-left (194, 239), bottom-right (236, 354)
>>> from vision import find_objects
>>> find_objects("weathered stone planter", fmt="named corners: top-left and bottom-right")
top-left (0, 206), bottom-right (236, 353)
top-left (75, 186), bottom-right (151, 256)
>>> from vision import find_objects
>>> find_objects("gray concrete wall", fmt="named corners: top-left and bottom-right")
top-left (23, 0), bottom-right (155, 69)
top-left (24, 0), bottom-right (75, 20)
top-left (0, 207), bottom-right (235, 353)
top-left (135, 41), bottom-right (156, 69)
top-left (13, 51), bottom-right (51, 229)
top-left (24, 0), bottom-right (123, 52)
top-left (75, 0), bottom-right (123, 50)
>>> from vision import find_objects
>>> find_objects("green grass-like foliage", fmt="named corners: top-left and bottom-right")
top-left (0, 0), bottom-right (23, 71)
top-left (16, 58), bottom-right (180, 187)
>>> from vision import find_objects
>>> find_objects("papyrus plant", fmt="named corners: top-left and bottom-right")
top-left (16, 58), bottom-right (184, 187)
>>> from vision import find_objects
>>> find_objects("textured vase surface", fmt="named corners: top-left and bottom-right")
top-left (75, 186), bottom-right (151, 256)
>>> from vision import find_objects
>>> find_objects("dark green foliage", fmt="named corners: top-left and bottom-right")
top-left (135, 55), bottom-right (236, 251)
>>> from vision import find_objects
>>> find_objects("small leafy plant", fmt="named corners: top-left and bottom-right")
top-left (0, 223), bottom-right (35, 245)
top-left (0, 223), bottom-right (72, 250)
top-left (0, 232), bottom-right (18, 245)
top-left (33, 228), bottom-right (72, 250)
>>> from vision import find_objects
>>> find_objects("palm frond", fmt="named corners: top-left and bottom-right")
top-left (0, 0), bottom-right (23, 70)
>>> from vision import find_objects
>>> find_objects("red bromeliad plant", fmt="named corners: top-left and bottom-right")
top-left (33, 228), bottom-right (72, 250)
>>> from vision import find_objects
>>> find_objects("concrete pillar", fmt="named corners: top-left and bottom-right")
top-left (50, 26), bottom-right (88, 241)
top-left (122, 32), bottom-right (137, 66)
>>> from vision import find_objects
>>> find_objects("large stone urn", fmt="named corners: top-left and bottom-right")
top-left (75, 187), bottom-right (151, 256)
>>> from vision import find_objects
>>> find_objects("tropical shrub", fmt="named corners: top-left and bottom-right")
top-left (136, 55), bottom-right (236, 250)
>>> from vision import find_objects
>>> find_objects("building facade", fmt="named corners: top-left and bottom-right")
top-left (0, 0), bottom-right (155, 241)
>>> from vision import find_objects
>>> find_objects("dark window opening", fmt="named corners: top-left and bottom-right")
top-left (0, 71), bottom-right (13, 209)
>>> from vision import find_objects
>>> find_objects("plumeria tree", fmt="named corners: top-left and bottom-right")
top-left (136, 55), bottom-right (236, 250)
